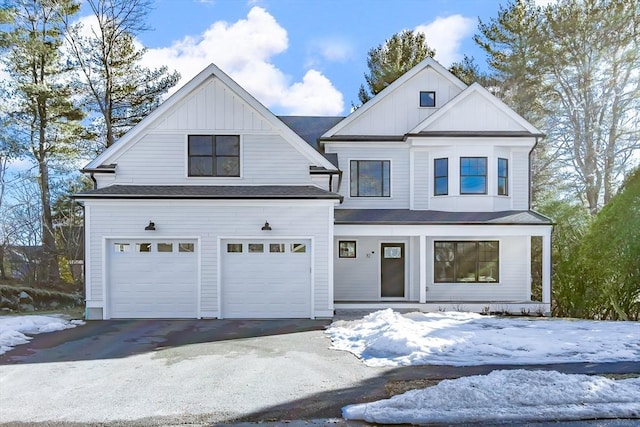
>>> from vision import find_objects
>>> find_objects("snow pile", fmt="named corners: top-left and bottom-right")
top-left (0, 315), bottom-right (84, 355)
top-left (343, 370), bottom-right (640, 424)
top-left (326, 309), bottom-right (640, 366)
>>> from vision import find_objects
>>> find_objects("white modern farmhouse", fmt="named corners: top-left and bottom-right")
top-left (75, 58), bottom-right (552, 320)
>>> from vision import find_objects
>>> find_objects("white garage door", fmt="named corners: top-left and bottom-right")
top-left (221, 239), bottom-right (311, 318)
top-left (108, 239), bottom-right (198, 318)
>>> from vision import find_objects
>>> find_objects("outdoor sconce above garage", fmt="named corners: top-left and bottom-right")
top-left (145, 221), bottom-right (156, 231)
top-left (261, 221), bottom-right (272, 231)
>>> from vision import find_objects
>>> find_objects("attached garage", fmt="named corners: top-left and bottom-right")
top-left (107, 239), bottom-right (198, 318)
top-left (220, 239), bottom-right (312, 318)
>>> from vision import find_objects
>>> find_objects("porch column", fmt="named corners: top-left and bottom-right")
top-left (541, 229), bottom-right (552, 315)
top-left (419, 235), bottom-right (427, 303)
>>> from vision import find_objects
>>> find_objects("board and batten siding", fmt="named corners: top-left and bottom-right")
top-left (149, 76), bottom-right (274, 132)
top-left (336, 67), bottom-right (464, 136)
top-left (325, 144), bottom-right (410, 209)
top-left (84, 200), bottom-right (334, 318)
top-left (102, 133), bottom-right (313, 187)
top-left (426, 235), bottom-right (529, 301)
top-left (426, 90), bottom-right (525, 132)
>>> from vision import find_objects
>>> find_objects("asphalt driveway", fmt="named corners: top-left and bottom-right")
top-left (1, 318), bottom-right (639, 426)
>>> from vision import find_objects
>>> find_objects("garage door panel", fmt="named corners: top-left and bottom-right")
top-left (108, 239), bottom-right (198, 319)
top-left (221, 239), bottom-right (312, 318)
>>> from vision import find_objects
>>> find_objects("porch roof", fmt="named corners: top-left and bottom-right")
top-left (334, 209), bottom-right (552, 225)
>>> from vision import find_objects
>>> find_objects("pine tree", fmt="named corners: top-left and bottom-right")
top-left (358, 30), bottom-right (436, 105)
top-left (0, 0), bottom-right (84, 283)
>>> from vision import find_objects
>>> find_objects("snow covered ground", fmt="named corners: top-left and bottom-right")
top-left (0, 315), bottom-right (84, 355)
top-left (328, 309), bottom-right (640, 424)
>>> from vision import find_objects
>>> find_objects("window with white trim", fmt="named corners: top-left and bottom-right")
top-left (350, 160), bottom-right (390, 197)
top-left (434, 241), bottom-right (499, 283)
top-left (188, 135), bottom-right (240, 177)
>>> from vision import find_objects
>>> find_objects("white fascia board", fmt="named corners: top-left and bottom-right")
top-left (86, 63), bottom-right (337, 172)
top-left (78, 199), bottom-right (338, 208)
top-left (334, 223), bottom-right (553, 237)
top-left (321, 58), bottom-right (467, 138)
top-left (409, 83), bottom-right (543, 135)
top-left (408, 137), bottom-right (536, 148)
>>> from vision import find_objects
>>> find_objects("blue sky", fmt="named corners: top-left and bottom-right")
top-left (88, 0), bottom-right (508, 116)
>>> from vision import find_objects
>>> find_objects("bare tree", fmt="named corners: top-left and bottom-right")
top-left (63, 0), bottom-right (180, 150)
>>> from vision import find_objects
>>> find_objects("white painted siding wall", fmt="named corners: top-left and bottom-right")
top-left (426, 235), bottom-right (529, 301)
top-left (412, 151), bottom-right (430, 210)
top-left (426, 91), bottom-right (525, 132)
top-left (149, 77), bottom-right (273, 132)
top-left (336, 68), bottom-right (464, 136)
top-left (325, 144), bottom-right (410, 209)
top-left (334, 236), bottom-right (419, 301)
top-left (511, 149), bottom-right (530, 209)
top-left (83, 199), bottom-right (334, 318)
top-left (101, 133), bottom-right (312, 187)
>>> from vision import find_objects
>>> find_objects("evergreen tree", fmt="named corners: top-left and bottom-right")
top-left (63, 0), bottom-right (180, 150)
top-left (358, 30), bottom-right (435, 104)
top-left (0, 0), bottom-right (84, 283)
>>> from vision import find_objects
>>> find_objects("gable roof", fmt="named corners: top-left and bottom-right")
top-left (279, 116), bottom-right (344, 150)
top-left (85, 64), bottom-right (338, 171)
top-left (409, 83), bottom-right (544, 136)
top-left (321, 57), bottom-right (467, 138)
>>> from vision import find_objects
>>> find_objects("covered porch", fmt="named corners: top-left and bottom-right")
top-left (332, 209), bottom-right (553, 316)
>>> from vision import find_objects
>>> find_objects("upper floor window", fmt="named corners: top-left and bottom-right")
top-left (434, 158), bottom-right (448, 196)
top-left (350, 160), bottom-right (390, 197)
top-left (460, 157), bottom-right (487, 194)
top-left (434, 241), bottom-right (499, 283)
top-left (419, 91), bottom-right (436, 107)
top-left (188, 135), bottom-right (240, 177)
top-left (498, 158), bottom-right (508, 196)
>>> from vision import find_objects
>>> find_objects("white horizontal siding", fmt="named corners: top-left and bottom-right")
top-left (412, 151), bottom-right (430, 210)
top-left (337, 67), bottom-right (464, 136)
top-left (426, 236), bottom-right (528, 301)
top-left (84, 200), bottom-right (333, 318)
top-left (325, 145), bottom-right (410, 209)
top-left (105, 133), bottom-right (312, 187)
top-left (511, 150), bottom-right (530, 209)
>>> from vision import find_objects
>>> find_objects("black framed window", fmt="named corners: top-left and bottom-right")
top-left (434, 158), bottom-right (448, 196)
top-left (420, 91), bottom-right (436, 107)
top-left (460, 157), bottom-right (487, 194)
top-left (498, 158), bottom-right (508, 196)
top-left (339, 241), bottom-right (356, 258)
top-left (350, 160), bottom-right (390, 197)
top-left (188, 135), bottom-right (240, 177)
top-left (434, 241), bottom-right (499, 283)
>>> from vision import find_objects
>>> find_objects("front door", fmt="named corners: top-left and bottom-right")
top-left (380, 243), bottom-right (405, 298)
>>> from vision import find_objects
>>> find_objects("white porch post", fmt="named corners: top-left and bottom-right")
top-left (419, 235), bottom-right (427, 303)
top-left (541, 228), bottom-right (552, 314)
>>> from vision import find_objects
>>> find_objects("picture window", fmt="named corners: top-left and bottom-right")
top-left (350, 160), bottom-right (390, 197)
top-left (434, 241), bottom-right (499, 283)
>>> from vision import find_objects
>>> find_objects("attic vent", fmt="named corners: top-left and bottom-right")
top-left (420, 91), bottom-right (436, 108)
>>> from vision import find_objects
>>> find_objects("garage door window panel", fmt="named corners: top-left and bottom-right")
top-left (137, 243), bottom-right (152, 252)
top-left (249, 243), bottom-right (264, 253)
top-left (270, 243), bottom-right (285, 253)
top-left (291, 243), bottom-right (306, 253)
top-left (179, 243), bottom-right (195, 253)
top-left (227, 243), bottom-right (243, 253)
top-left (157, 243), bottom-right (173, 252)
top-left (114, 243), bottom-right (130, 253)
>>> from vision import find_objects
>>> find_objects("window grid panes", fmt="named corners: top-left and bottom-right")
top-left (188, 135), bottom-right (240, 177)
top-left (434, 241), bottom-right (499, 283)
top-left (498, 158), bottom-right (508, 196)
top-left (339, 241), bottom-right (356, 258)
top-left (460, 157), bottom-right (487, 194)
top-left (350, 160), bottom-right (390, 197)
top-left (434, 158), bottom-right (448, 196)
top-left (420, 91), bottom-right (436, 107)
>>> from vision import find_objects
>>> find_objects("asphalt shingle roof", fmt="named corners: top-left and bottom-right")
top-left (334, 209), bottom-right (552, 225)
top-left (74, 185), bottom-right (343, 200)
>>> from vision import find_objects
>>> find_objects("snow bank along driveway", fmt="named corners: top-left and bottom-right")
top-left (327, 309), bottom-right (640, 424)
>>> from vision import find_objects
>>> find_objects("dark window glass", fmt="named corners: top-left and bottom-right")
top-left (339, 241), bottom-right (356, 258)
top-left (460, 157), bottom-right (487, 194)
top-left (434, 241), bottom-right (499, 283)
top-left (227, 244), bottom-right (242, 253)
top-left (350, 160), bottom-right (390, 197)
top-left (498, 158), bottom-right (508, 196)
top-left (420, 91), bottom-right (436, 107)
top-left (434, 158), bottom-right (448, 196)
top-left (188, 135), bottom-right (240, 177)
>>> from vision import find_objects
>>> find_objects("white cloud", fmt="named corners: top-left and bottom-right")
top-left (415, 14), bottom-right (475, 66)
top-left (311, 37), bottom-right (355, 63)
top-left (141, 6), bottom-right (344, 115)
